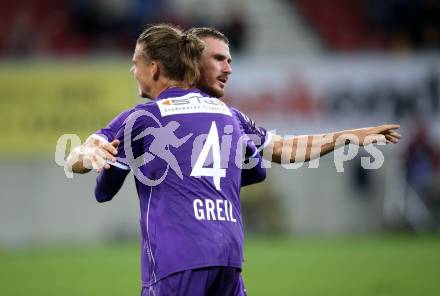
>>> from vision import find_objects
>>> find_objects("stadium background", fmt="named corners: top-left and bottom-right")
top-left (1, 0), bottom-right (439, 295)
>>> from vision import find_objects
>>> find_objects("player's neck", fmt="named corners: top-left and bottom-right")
top-left (151, 78), bottom-right (192, 99)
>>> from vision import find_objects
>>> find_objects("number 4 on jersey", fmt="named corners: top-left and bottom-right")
top-left (191, 121), bottom-right (226, 191)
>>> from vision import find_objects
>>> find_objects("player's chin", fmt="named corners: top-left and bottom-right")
top-left (212, 86), bottom-right (225, 98)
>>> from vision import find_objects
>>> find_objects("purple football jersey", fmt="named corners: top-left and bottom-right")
top-left (96, 88), bottom-right (269, 287)
top-left (93, 93), bottom-right (269, 186)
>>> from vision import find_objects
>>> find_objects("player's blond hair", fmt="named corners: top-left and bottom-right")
top-left (137, 24), bottom-right (205, 85)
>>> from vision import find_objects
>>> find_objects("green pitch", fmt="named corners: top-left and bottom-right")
top-left (1, 235), bottom-right (439, 296)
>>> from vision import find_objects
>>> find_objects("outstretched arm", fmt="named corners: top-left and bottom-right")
top-left (265, 124), bottom-right (401, 164)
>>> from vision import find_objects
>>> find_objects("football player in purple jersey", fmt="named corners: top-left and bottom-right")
top-left (68, 24), bottom-right (268, 296)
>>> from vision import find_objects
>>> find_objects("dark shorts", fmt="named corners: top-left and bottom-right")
top-left (141, 267), bottom-right (247, 296)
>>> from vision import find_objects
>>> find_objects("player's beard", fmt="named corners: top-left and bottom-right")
top-left (199, 79), bottom-right (225, 98)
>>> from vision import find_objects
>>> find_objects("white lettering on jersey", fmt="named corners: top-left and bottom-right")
top-left (157, 93), bottom-right (232, 117)
top-left (193, 199), bottom-right (205, 220)
top-left (193, 198), bottom-right (237, 223)
top-left (205, 199), bottom-right (216, 221)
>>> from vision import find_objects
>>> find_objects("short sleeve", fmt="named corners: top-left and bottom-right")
top-left (93, 109), bottom-right (132, 143)
top-left (231, 107), bottom-right (272, 158)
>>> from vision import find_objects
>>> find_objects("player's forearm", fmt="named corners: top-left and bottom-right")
top-left (268, 135), bottom-right (322, 163)
top-left (268, 129), bottom-right (361, 164)
top-left (308, 130), bottom-right (354, 159)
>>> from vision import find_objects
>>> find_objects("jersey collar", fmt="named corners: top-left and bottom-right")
top-left (156, 87), bottom-right (204, 100)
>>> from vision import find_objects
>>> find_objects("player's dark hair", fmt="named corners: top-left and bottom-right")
top-left (185, 27), bottom-right (229, 45)
top-left (137, 24), bottom-right (205, 85)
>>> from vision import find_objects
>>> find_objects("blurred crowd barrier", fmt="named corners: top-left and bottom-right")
top-left (1, 55), bottom-right (439, 245)
top-left (0, 61), bottom-right (137, 155)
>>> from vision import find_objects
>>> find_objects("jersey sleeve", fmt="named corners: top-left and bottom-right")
top-left (94, 165), bottom-right (130, 202)
top-left (231, 107), bottom-right (272, 158)
top-left (111, 107), bottom-right (153, 171)
top-left (231, 108), bottom-right (268, 186)
top-left (240, 152), bottom-right (266, 186)
top-left (92, 110), bottom-right (134, 202)
top-left (92, 109), bottom-right (132, 143)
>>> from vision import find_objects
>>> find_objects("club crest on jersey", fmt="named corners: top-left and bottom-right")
top-left (157, 93), bottom-right (232, 117)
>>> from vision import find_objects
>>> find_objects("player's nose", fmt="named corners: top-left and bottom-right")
top-left (223, 62), bottom-right (232, 75)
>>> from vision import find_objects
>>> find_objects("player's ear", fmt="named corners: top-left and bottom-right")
top-left (151, 61), bottom-right (160, 81)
